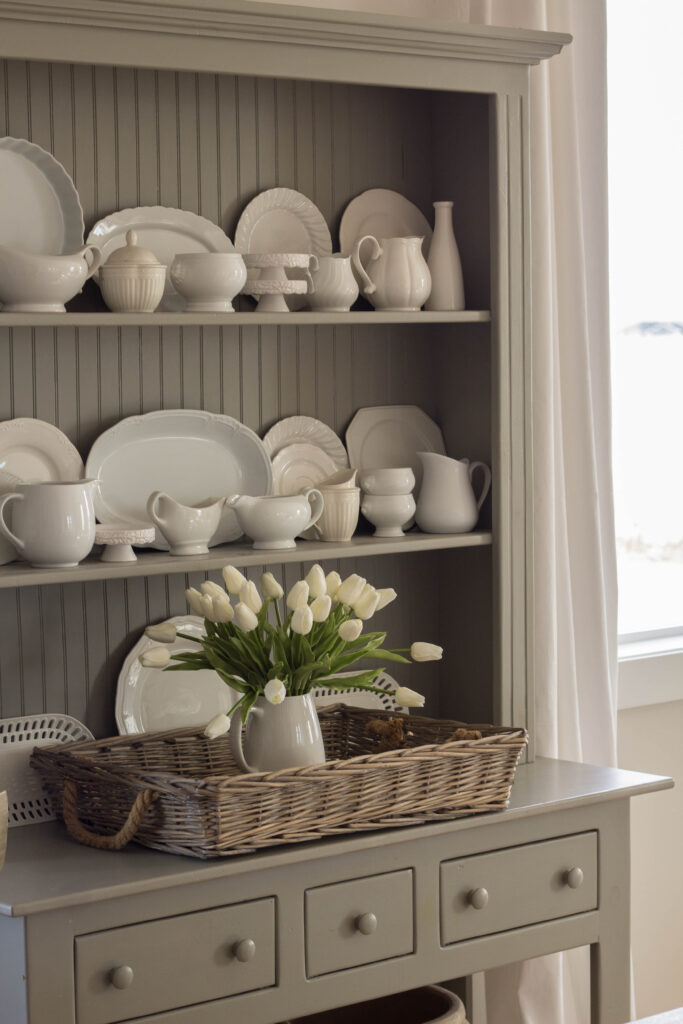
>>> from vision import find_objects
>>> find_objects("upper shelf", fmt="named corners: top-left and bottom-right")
top-left (0, 311), bottom-right (491, 329)
top-left (0, 530), bottom-right (492, 589)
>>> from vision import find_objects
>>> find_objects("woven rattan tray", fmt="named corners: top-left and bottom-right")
top-left (31, 706), bottom-right (528, 859)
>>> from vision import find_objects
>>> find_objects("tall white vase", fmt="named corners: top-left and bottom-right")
top-left (425, 201), bottom-right (465, 311)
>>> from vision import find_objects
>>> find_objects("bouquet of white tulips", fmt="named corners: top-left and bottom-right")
top-left (143, 563), bottom-right (443, 722)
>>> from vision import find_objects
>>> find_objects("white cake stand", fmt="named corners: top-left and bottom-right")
top-left (95, 525), bottom-right (156, 562)
top-left (244, 254), bottom-right (311, 312)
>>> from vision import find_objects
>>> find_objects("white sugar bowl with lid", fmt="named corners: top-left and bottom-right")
top-left (97, 230), bottom-right (166, 312)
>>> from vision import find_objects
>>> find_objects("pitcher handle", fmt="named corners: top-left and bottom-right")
top-left (0, 492), bottom-right (24, 553)
top-left (303, 488), bottom-right (324, 529)
top-left (468, 462), bottom-right (492, 510)
top-left (229, 703), bottom-right (256, 773)
top-left (81, 244), bottom-right (103, 279)
top-left (146, 490), bottom-right (169, 528)
top-left (351, 235), bottom-right (381, 296)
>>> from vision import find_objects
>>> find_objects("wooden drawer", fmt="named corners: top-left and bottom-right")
top-left (440, 832), bottom-right (598, 944)
top-left (75, 898), bottom-right (275, 1024)
top-left (305, 869), bottom-right (414, 977)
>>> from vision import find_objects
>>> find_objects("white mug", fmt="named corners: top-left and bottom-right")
top-left (308, 254), bottom-right (359, 312)
top-left (0, 480), bottom-right (96, 568)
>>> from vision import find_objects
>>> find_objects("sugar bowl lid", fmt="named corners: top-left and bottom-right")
top-left (103, 230), bottom-right (164, 268)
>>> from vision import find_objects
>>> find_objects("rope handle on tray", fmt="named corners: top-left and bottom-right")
top-left (61, 780), bottom-right (158, 850)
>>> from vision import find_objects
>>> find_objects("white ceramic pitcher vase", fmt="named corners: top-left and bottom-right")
top-left (351, 235), bottom-right (431, 311)
top-left (416, 451), bottom-right (491, 534)
top-left (229, 694), bottom-right (325, 773)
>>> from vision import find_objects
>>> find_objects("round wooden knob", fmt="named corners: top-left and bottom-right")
top-left (233, 939), bottom-right (256, 962)
top-left (356, 912), bottom-right (378, 935)
top-left (469, 887), bottom-right (489, 910)
top-left (110, 965), bottom-right (134, 989)
top-left (566, 867), bottom-right (584, 889)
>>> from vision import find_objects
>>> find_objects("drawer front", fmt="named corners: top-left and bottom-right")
top-left (305, 869), bottom-right (414, 977)
top-left (440, 832), bottom-right (597, 944)
top-left (75, 898), bottom-right (275, 1024)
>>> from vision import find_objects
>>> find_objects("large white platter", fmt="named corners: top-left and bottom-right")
top-left (116, 616), bottom-right (237, 735)
top-left (0, 137), bottom-right (85, 255)
top-left (346, 405), bottom-right (446, 491)
top-left (0, 418), bottom-right (84, 483)
top-left (339, 188), bottom-right (432, 256)
top-left (86, 206), bottom-right (235, 311)
top-left (263, 415), bottom-right (348, 467)
top-left (86, 409), bottom-right (272, 550)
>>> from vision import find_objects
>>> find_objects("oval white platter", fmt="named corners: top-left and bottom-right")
top-left (0, 137), bottom-right (84, 255)
top-left (339, 188), bottom-right (432, 257)
top-left (85, 409), bottom-right (272, 550)
top-left (0, 418), bottom-right (84, 483)
top-left (271, 442), bottom-right (338, 496)
top-left (346, 405), bottom-right (446, 492)
top-left (86, 206), bottom-right (235, 311)
top-left (263, 415), bottom-right (348, 468)
top-left (116, 616), bottom-right (237, 735)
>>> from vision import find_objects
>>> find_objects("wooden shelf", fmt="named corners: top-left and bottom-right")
top-left (0, 530), bottom-right (492, 588)
top-left (0, 310), bottom-right (490, 328)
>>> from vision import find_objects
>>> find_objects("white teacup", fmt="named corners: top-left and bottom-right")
top-left (359, 467), bottom-right (415, 496)
top-left (308, 486), bottom-right (360, 542)
top-left (0, 480), bottom-right (96, 568)
top-left (308, 254), bottom-right (359, 312)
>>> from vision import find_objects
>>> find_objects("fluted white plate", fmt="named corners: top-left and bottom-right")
top-left (271, 442), bottom-right (338, 496)
top-left (263, 415), bottom-right (348, 468)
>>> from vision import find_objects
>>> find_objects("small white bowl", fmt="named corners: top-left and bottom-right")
top-left (170, 252), bottom-right (247, 312)
top-left (361, 492), bottom-right (416, 538)
top-left (359, 467), bottom-right (416, 496)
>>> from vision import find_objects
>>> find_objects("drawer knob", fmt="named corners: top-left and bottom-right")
top-left (233, 938), bottom-right (257, 963)
top-left (110, 965), bottom-right (134, 990)
top-left (566, 867), bottom-right (584, 889)
top-left (469, 887), bottom-right (489, 910)
top-left (355, 912), bottom-right (378, 935)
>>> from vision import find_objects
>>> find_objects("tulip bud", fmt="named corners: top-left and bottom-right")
top-left (261, 571), bottom-right (284, 600)
top-left (335, 574), bottom-right (366, 607)
top-left (212, 596), bottom-right (234, 623)
top-left (353, 586), bottom-right (380, 620)
top-left (240, 579), bottom-right (263, 614)
top-left (200, 580), bottom-right (227, 601)
top-left (185, 586), bottom-right (204, 616)
top-left (395, 686), bottom-right (425, 708)
top-left (410, 642), bottom-right (443, 662)
top-left (139, 646), bottom-right (171, 668)
top-left (305, 563), bottom-right (327, 599)
top-left (287, 579), bottom-right (309, 611)
top-left (291, 605), bottom-right (314, 636)
top-left (311, 594), bottom-right (332, 622)
top-left (338, 618), bottom-right (362, 643)
top-left (222, 564), bottom-right (247, 595)
top-left (264, 678), bottom-right (287, 704)
top-left (375, 588), bottom-right (397, 612)
top-left (234, 602), bottom-right (258, 632)
top-left (204, 713), bottom-right (230, 739)
top-left (199, 593), bottom-right (215, 621)
top-left (144, 622), bottom-right (177, 644)
top-left (325, 570), bottom-right (342, 598)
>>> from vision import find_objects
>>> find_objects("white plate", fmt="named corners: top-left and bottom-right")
top-left (116, 616), bottom-right (237, 735)
top-left (346, 405), bottom-right (446, 491)
top-left (271, 443), bottom-right (338, 496)
top-left (0, 418), bottom-right (84, 483)
top-left (0, 137), bottom-right (84, 255)
top-left (263, 415), bottom-right (348, 467)
top-left (85, 409), bottom-right (272, 550)
top-left (86, 206), bottom-right (235, 311)
top-left (313, 671), bottom-right (404, 714)
top-left (339, 188), bottom-right (432, 257)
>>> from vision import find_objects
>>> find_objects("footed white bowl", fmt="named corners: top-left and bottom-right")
top-left (170, 252), bottom-right (247, 312)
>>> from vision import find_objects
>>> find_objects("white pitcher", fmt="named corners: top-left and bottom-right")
top-left (229, 694), bottom-right (325, 773)
top-left (416, 452), bottom-right (491, 533)
top-left (0, 480), bottom-right (96, 567)
top-left (308, 254), bottom-right (359, 311)
top-left (351, 235), bottom-right (431, 311)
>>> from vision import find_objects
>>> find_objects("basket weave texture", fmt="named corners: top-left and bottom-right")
top-left (31, 706), bottom-right (527, 859)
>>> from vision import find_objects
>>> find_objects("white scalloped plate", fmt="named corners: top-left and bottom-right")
top-left (0, 418), bottom-right (84, 483)
top-left (86, 410), bottom-right (272, 549)
top-left (0, 137), bottom-right (84, 255)
top-left (263, 415), bottom-right (348, 468)
top-left (87, 206), bottom-right (235, 311)
top-left (271, 443), bottom-right (338, 496)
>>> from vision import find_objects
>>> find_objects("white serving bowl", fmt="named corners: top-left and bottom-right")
top-left (170, 252), bottom-right (247, 312)
top-left (99, 264), bottom-right (166, 313)
top-left (361, 492), bottom-right (416, 538)
top-left (358, 466), bottom-right (416, 496)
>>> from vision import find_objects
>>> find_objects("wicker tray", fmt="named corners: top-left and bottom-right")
top-left (31, 706), bottom-right (528, 859)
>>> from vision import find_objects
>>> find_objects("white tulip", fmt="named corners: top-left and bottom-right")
top-left (212, 596), bottom-right (234, 623)
top-left (325, 570), bottom-right (342, 598)
top-left (240, 580), bottom-right (263, 614)
top-left (353, 586), bottom-right (380, 620)
top-left (144, 622), bottom-right (177, 644)
top-left (375, 588), bottom-right (398, 612)
top-left (222, 564), bottom-right (247, 595)
top-left (311, 594), bottom-right (332, 622)
top-left (234, 602), bottom-right (258, 632)
top-left (200, 580), bottom-right (227, 601)
top-left (305, 563), bottom-right (327, 599)
top-left (139, 646), bottom-right (171, 668)
top-left (395, 686), bottom-right (425, 708)
top-left (335, 574), bottom-right (366, 606)
top-left (287, 579), bottom-right (309, 611)
top-left (338, 618), bottom-right (362, 642)
top-left (291, 605), bottom-right (313, 636)
top-left (261, 571), bottom-right (284, 600)
top-left (204, 713), bottom-right (230, 739)
top-left (199, 593), bottom-right (215, 621)
top-left (264, 678), bottom-right (287, 704)
top-left (185, 586), bottom-right (205, 616)
top-left (410, 642), bottom-right (443, 662)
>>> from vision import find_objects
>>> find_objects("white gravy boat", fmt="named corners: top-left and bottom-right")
top-left (227, 490), bottom-right (324, 550)
top-left (0, 244), bottom-right (102, 312)
top-left (146, 491), bottom-right (227, 555)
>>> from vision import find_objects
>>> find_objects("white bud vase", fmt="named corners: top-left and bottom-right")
top-left (425, 201), bottom-right (465, 311)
